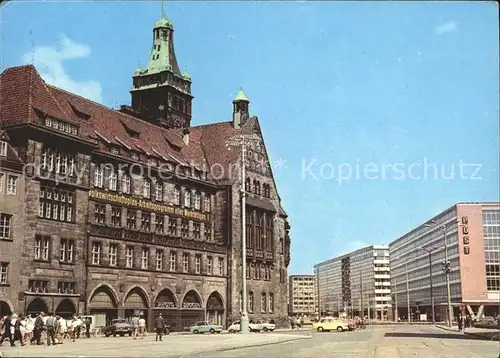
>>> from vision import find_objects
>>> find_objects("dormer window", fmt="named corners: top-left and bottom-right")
top-left (94, 166), bottom-right (103, 188)
top-left (0, 141), bottom-right (7, 156)
top-left (110, 147), bottom-right (119, 155)
top-left (131, 152), bottom-right (139, 160)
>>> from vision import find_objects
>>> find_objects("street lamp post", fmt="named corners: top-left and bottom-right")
top-left (226, 133), bottom-right (261, 335)
top-left (425, 220), bottom-right (455, 327)
top-left (417, 247), bottom-right (436, 324)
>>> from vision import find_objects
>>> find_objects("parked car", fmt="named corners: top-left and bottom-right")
top-left (254, 320), bottom-right (276, 332)
top-left (103, 319), bottom-right (133, 337)
top-left (227, 320), bottom-right (261, 333)
top-left (474, 316), bottom-right (499, 329)
top-left (189, 321), bottom-right (223, 334)
top-left (312, 318), bottom-right (350, 332)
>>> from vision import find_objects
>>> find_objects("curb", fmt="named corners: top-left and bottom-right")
top-left (464, 331), bottom-right (500, 341)
top-left (435, 325), bottom-right (459, 332)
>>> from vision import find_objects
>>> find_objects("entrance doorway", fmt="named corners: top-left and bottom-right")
top-left (0, 301), bottom-right (12, 316)
top-left (206, 291), bottom-right (224, 326)
top-left (88, 285), bottom-right (118, 326)
top-left (153, 288), bottom-right (180, 331)
top-left (124, 287), bottom-right (149, 326)
top-left (180, 290), bottom-right (204, 330)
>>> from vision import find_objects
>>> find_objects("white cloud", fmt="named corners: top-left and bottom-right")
top-left (22, 34), bottom-right (103, 103)
top-left (435, 21), bottom-right (458, 35)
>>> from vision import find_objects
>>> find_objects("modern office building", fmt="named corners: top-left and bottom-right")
top-left (314, 245), bottom-right (391, 319)
top-left (288, 275), bottom-right (317, 316)
top-left (0, 9), bottom-right (291, 330)
top-left (389, 202), bottom-right (500, 322)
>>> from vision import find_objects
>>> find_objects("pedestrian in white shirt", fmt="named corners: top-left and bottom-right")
top-left (138, 316), bottom-right (146, 339)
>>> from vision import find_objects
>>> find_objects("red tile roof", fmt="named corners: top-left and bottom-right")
top-left (0, 65), bottom-right (251, 182)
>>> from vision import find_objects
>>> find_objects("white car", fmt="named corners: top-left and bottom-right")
top-left (254, 320), bottom-right (276, 332)
top-left (227, 320), bottom-right (261, 333)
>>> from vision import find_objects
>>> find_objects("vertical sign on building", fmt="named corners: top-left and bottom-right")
top-left (461, 216), bottom-right (470, 255)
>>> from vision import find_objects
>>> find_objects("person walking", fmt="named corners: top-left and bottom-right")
top-left (30, 312), bottom-right (45, 345)
top-left (155, 314), bottom-right (165, 342)
top-left (13, 314), bottom-right (25, 346)
top-left (1, 314), bottom-right (14, 347)
top-left (138, 315), bottom-right (146, 339)
top-left (131, 314), bottom-right (139, 339)
top-left (457, 313), bottom-right (463, 331)
top-left (45, 313), bottom-right (56, 346)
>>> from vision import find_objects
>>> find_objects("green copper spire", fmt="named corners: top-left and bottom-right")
top-left (234, 88), bottom-right (250, 102)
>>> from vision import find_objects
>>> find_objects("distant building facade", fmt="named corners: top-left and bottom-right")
top-left (288, 275), bottom-right (316, 316)
top-left (0, 10), bottom-right (291, 330)
top-left (314, 245), bottom-right (391, 319)
top-left (390, 202), bottom-right (500, 322)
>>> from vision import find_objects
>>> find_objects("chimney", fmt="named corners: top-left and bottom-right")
top-left (183, 129), bottom-right (189, 146)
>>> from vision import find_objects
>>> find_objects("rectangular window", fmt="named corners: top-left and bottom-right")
top-left (182, 253), bottom-right (189, 272)
top-left (34, 236), bottom-right (50, 261)
top-left (0, 173), bottom-right (4, 194)
top-left (91, 242), bottom-right (101, 265)
top-left (207, 256), bottom-right (213, 275)
top-left (59, 238), bottom-right (74, 263)
top-left (93, 166), bottom-right (103, 187)
top-left (41, 147), bottom-right (76, 177)
top-left (205, 224), bottom-right (211, 241)
top-left (141, 212), bottom-right (151, 231)
top-left (141, 248), bottom-right (149, 269)
top-left (111, 206), bottom-right (121, 226)
top-left (143, 180), bottom-right (151, 198)
top-left (194, 192), bottom-right (201, 210)
top-left (7, 175), bottom-right (17, 195)
top-left (109, 243), bottom-right (118, 266)
top-left (195, 254), bottom-right (201, 274)
top-left (57, 281), bottom-right (76, 294)
top-left (0, 263), bottom-right (8, 284)
top-left (169, 251), bottom-right (176, 271)
top-left (156, 250), bottom-right (163, 271)
top-left (0, 214), bottom-right (11, 240)
top-left (108, 171), bottom-right (117, 191)
top-left (39, 185), bottom-right (74, 222)
top-left (155, 215), bottom-right (164, 233)
top-left (120, 172), bottom-right (131, 194)
top-left (181, 220), bottom-right (189, 238)
top-left (94, 204), bottom-right (105, 224)
top-left (127, 210), bottom-right (137, 229)
top-left (193, 223), bottom-right (201, 239)
top-left (218, 257), bottom-right (224, 276)
top-left (29, 280), bottom-right (48, 293)
top-left (0, 141), bottom-right (7, 156)
top-left (126, 246), bottom-right (134, 268)
top-left (155, 182), bottom-right (163, 201)
top-left (168, 218), bottom-right (177, 236)
top-left (203, 195), bottom-right (211, 212)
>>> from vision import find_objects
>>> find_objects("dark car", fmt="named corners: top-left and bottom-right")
top-left (474, 316), bottom-right (498, 329)
top-left (103, 318), bottom-right (134, 337)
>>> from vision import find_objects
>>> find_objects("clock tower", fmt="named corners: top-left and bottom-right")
top-left (130, 7), bottom-right (193, 133)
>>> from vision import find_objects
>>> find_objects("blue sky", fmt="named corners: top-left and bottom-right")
top-left (1, 1), bottom-right (498, 275)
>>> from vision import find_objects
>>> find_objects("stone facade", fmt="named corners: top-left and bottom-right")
top-left (0, 12), bottom-right (291, 332)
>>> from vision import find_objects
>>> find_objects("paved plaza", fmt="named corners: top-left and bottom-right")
top-left (1, 326), bottom-right (498, 358)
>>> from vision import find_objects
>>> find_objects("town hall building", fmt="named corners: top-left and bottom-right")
top-left (0, 10), bottom-right (291, 331)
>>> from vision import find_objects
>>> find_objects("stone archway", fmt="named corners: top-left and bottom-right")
top-left (180, 290), bottom-right (203, 331)
top-left (206, 291), bottom-right (224, 326)
top-left (124, 286), bottom-right (149, 324)
top-left (0, 300), bottom-right (12, 316)
top-left (153, 289), bottom-right (180, 331)
top-left (88, 285), bottom-right (119, 325)
top-left (26, 297), bottom-right (49, 317)
top-left (55, 299), bottom-right (76, 319)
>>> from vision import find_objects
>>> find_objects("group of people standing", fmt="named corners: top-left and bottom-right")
top-left (0, 311), bottom-right (91, 347)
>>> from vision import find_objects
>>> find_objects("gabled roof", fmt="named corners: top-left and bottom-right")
top-left (0, 65), bottom-right (74, 126)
